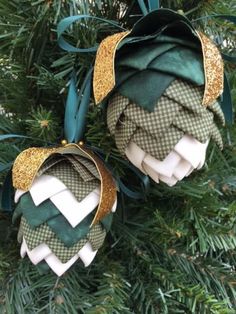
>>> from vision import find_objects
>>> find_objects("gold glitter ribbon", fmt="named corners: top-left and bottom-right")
top-left (197, 31), bottom-right (224, 106)
top-left (93, 31), bottom-right (130, 104)
top-left (93, 30), bottom-right (224, 107)
top-left (12, 144), bottom-right (117, 226)
top-left (12, 147), bottom-right (58, 191)
top-left (72, 144), bottom-right (117, 226)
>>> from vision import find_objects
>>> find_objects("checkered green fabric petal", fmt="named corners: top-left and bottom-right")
top-left (107, 78), bottom-right (224, 160)
top-left (38, 156), bottom-right (66, 177)
top-left (115, 116), bottom-right (137, 153)
top-left (133, 126), bottom-right (184, 160)
top-left (107, 93), bottom-right (130, 135)
top-left (21, 217), bottom-right (106, 263)
top-left (172, 108), bottom-right (213, 142)
top-left (124, 96), bottom-right (180, 139)
top-left (45, 161), bottom-right (99, 202)
top-left (22, 217), bottom-right (55, 249)
top-left (72, 155), bottom-right (100, 180)
top-left (208, 102), bottom-right (225, 126)
top-left (65, 155), bottom-right (96, 182)
top-left (164, 79), bottom-right (205, 115)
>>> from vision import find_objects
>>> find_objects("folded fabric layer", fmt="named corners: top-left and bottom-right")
top-left (125, 134), bottom-right (208, 186)
top-left (108, 79), bottom-right (224, 163)
top-left (21, 239), bottom-right (97, 277)
top-left (114, 26), bottom-right (205, 110)
top-left (14, 149), bottom-right (117, 276)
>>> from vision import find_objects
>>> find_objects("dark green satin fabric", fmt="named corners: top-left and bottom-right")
top-left (117, 70), bottom-right (174, 111)
top-left (13, 194), bottom-right (60, 227)
top-left (14, 192), bottom-right (113, 247)
top-left (128, 9), bottom-right (196, 38)
top-left (114, 33), bottom-right (204, 111)
top-left (107, 10), bottom-right (204, 111)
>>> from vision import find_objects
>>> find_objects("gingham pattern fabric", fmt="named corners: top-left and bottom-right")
top-left (45, 161), bottom-right (99, 202)
top-left (20, 217), bottom-right (106, 263)
top-left (15, 150), bottom-right (112, 266)
top-left (107, 79), bottom-right (224, 160)
top-left (37, 155), bottom-right (66, 177)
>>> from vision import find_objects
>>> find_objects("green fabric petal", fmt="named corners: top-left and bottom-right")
top-left (13, 193), bottom-right (60, 227)
top-left (149, 46), bottom-right (204, 85)
top-left (47, 214), bottom-right (93, 247)
top-left (129, 9), bottom-right (196, 38)
top-left (107, 79), bottom-right (224, 160)
top-left (117, 43), bottom-right (177, 70)
top-left (116, 70), bottom-right (174, 111)
top-left (45, 161), bottom-right (99, 202)
top-left (101, 213), bottom-right (113, 232)
top-left (22, 217), bottom-right (106, 262)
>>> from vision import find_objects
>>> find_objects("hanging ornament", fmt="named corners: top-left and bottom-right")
top-left (93, 9), bottom-right (226, 186)
top-left (12, 143), bottom-right (117, 276)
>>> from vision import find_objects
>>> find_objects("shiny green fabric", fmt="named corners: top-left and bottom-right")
top-left (106, 9), bottom-right (204, 112)
top-left (117, 70), bottom-right (174, 111)
top-left (128, 9), bottom-right (196, 38)
top-left (114, 35), bottom-right (204, 111)
top-left (13, 194), bottom-right (60, 227)
top-left (14, 192), bottom-right (113, 247)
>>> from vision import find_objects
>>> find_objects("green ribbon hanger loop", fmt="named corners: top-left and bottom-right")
top-left (137, 0), bottom-right (148, 15)
top-left (57, 15), bottom-right (126, 53)
top-left (148, 0), bottom-right (160, 11)
top-left (137, 0), bottom-right (160, 16)
top-left (74, 68), bottom-right (93, 142)
top-left (64, 68), bottom-right (93, 143)
top-left (221, 73), bottom-right (234, 125)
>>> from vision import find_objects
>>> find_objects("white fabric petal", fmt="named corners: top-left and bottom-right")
top-left (30, 175), bottom-right (67, 206)
top-left (45, 253), bottom-right (80, 277)
top-left (21, 238), bottom-right (51, 264)
top-left (142, 162), bottom-right (159, 183)
top-left (125, 141), bottom-right (147, 173)
top-left (45, 242), bottom-right (97, 276)
top-left (50, 188), bottom-right (100, 228)
top-left (172, 159), bottom-right (193, 180)
top-left (77, 242), bottom-right (97, 267)
top-left (185, 166), bottom-right (195, 177)
top-left (158, 174), bottom-right (178, 186)
top-left (174, 135), bottom-right (208, 168)
top-left (15, 189), bottom-right (27, 203)
top-left (143, 151), bottom-right (181, 178)
top-left (20, 239), bottom-right (27, 258)
top-left (21, 239), bottom-right (97, 276)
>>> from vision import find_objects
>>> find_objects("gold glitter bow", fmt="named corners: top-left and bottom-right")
top-left (12, 144), bottom-right (117, 226)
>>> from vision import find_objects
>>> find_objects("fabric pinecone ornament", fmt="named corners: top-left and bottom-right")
top-left (93, 9), bottom-right (225, 186)
top-left (12, 144), bottom-right (117, 276)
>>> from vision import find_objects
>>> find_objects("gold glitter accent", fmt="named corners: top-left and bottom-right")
top-left (12, 147), bottom-right (58, 190)
top-left (66, 144), bottom-right (117, 226)
top-left (197, 31), bottom-right (224, 106)
top-left (13, 144), bottom-right (117, 225)
top-left (93, 31), bottom-right (130, 104)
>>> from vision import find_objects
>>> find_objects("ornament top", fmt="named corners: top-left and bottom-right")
top-left (93, 9), bottom-right (223, 108)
